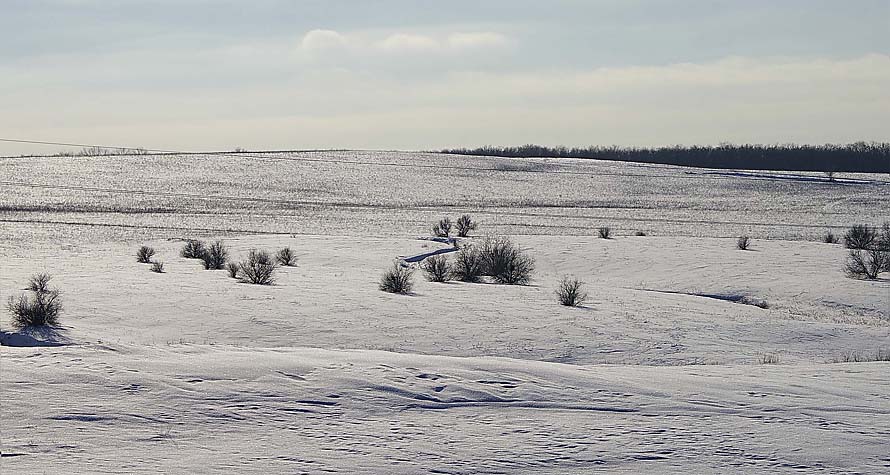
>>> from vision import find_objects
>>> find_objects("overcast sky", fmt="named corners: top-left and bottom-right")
top-left (2, 0), bottom-right (888, 154)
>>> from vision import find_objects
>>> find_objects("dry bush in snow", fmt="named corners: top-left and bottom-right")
top-left (27, 273), bottom-right (52, 293)
top-left (831, 349), bottom-right (890, 363)
top-left (150, 261), bottom-right (165, 273)
top-left (201, 241), bottom-right (228, 270)
top-left (226, 262), bottom-right (240, 279)
top-left (481, 236), bottom-right (535, 285)
top-left (758, 353), bottom-right (780, 364)
top-left (823, 231), bottom-right (839, 244)
top-left (845, 249), bottom-right (889, 280)
top-left (432, 217), bottom-right (453, 238)
top-left (136, 245), bottom-right (155, 264)
top-left (598, 226), bottom-right (611, 239)
top-left (421, 255), bottom-right (451, 282)
top-left (181, 239), bottom-right (207, 259)
top-left (635, 231), bottom-right (647, 236)
top-left (239, 249), bottom-right (277, 285)
top-left (556, 276), bottom-right (588, 307)
top-left (844, 224), bottom-right (876, 250)
top-left (456, 215), bottom-right (477, 237)
top-left (379, 262), bottom-right (414, 294)
top-left (736, 236), bottom-right (751, 250)
top-left (452, 245), bottom-right (485, 282)
top-left (8, 275), bottom-right (63, 327)
top-left (276, 247), bottom-right (297, 266)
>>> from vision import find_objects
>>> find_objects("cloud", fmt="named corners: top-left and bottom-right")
top-left (299, 29), bottom-right (349, 53)
top-left (377, 33), bottom-right (440, 53)
top-left (447, 32), bottom-right (509, 50)
top-left (296, 29), bottom-right (511, 58)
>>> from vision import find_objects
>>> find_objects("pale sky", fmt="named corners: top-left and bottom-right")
top-left (2, 0), bottom-right (889, 155)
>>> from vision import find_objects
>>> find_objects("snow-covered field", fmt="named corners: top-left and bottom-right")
top-left (2, 151), bottom-right (889, 473)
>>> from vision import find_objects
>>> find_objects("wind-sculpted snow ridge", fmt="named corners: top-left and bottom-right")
top-left (3, 345), bottom-right (889, 474)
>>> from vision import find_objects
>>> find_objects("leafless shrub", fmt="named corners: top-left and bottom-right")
top-left (136, 245), bottom-right (155, 263)
top-left (844, 224), bottom-right (876, 250)
top-left (379, 262), bottom-right (414, 294)
top-left (432, 217), bottom-right (453, 238)
top-left (451, 245), bottom-right (485, 282)
top-left (736, 236), bottom-right (751, 250)
top-left (150, 261), bottom-right (165, 273)
top-left (27, 273), bottom-right (52, 293)
top-left (822, 231), bottom-right (839, 244)
top-left (226, 262), bottom-right (240, 279)
top-left (8, 276), bottom-right (63, 327)
top-left (276, 247), bottom-right (297, 266)
top-left (831, 349), bottom-right (890, 363)
top-left (556, 276), bottom-right (588, 307)
top-left (845, 249), bottom-right (889, 280)
top-left (634, 231), bottom-right (647, 236)
top-left (758, 353), bottom-right (780, 364)
top-left (456, 215), bottom-right (477, 237)
top-left (421, 255), bottom-right (451, 282)
top-left (481, 236), bottom-right (535, 285)
top-left (201, 241), bottom-right (228, 270)
top-left (181, 239), bottom-right (207, 259)
top-left (598, 226), bottom-right (611, 239)
top-left (239, 249), bottom-right (277, 285)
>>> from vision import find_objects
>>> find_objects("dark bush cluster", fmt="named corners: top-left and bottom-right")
top-left (432, 217), bottom-right (453, 238)
top-left (201, 241), bottom-right (228, 270)
top-left (844, 225), bottom-right (876, 250)
top-left (226, 262), bottom-right (240, 279)
top-left (456, 215), bottom-right (477, 237)
top-left (431, 215), bottom-right (478, 238)
top-left (238, 249), bottom-right (277, 285)
top-left (823, 231), bottom-right (839, 244)
top-left (421, 255), bottom-right (451, 282)
top-left (844, 223), bottom-right (890, 280)
top-left (451, 245), bottom-right (485, 282)
top-left (379, 262), bottom-right (414, 294)
top-left (180, 239), bottom-right (207, 259)
top-left (441, 142), bottom-right (890, 174)
top-left (276, 247), bottom-right (297, 266)
top-left (150, 261), bottom-right (165, 273)
top-left (736, 236), bottom-right (751, 250)
top-left (556, 276), bottom-right (588, 307)
top-left (481, 236), bottom-right (535, 285)
top-left (136, 245), bottom-right (155, 263)
top-left (8, 274), bottom-right (62, 327)
top-left (598, 227), bottom-right (611, 239)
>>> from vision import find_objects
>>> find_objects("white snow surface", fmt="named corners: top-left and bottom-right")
top-left (1, 152), bottom-right (889, 473)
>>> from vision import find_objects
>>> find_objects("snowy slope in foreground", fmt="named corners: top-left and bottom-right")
top-left (3, 345), bottom-right (888, 474)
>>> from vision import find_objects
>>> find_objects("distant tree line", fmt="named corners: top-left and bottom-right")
top-left (441, 142), bottom-right (890, 173)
